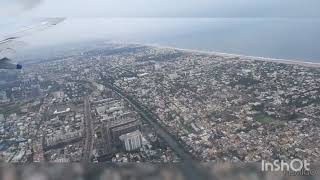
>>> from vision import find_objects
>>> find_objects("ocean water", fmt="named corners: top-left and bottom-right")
top-left (9, 18), bottom-right (320, 62)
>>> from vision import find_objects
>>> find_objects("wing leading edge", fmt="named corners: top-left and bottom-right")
top-left (0, 18), bottom-right (65, 70)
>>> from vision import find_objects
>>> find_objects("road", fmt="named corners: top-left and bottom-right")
top-left (82, 97), bottom-right (94, 162)
top-left (104, 83), bottom-right (215, 180)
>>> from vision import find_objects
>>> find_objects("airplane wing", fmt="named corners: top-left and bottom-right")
top-left (0, 57), bottom-right (22, 69)
top-left (0, 17), bottom-right (65, 69)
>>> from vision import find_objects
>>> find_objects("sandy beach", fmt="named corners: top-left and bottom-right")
top-left (113, 40), bottom-right (320, 68)
top-left (150, 44), bottom-right (320, 68)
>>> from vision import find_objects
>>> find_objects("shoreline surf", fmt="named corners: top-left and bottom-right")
top-left (127, 41), bottom-right (320, 68)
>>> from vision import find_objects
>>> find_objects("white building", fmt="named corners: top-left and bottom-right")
top-left (119, 130), bottom-right (143, 151)
top-left (0, 114), bottom-right (4, 122)
top-left (0, 91), bottom-right (8, 102)
top-left (53, 107), bottom-right (71, 115)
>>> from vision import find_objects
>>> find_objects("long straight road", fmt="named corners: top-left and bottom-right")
top-left (106, 83), bottom-right (193, 160)
top-left (104, 83), bottom-right (215, 180)
top-left (82, 97), bottom-right (94, 162)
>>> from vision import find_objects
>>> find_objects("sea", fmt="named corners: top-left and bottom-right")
top-left (4, 18), bottom-right (320, 63)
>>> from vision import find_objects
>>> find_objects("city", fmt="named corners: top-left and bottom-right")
top-left (0, 42), bottom-right (319, 164)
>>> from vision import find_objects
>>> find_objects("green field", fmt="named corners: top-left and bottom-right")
top-left (254, 114), bottom-right (274, 124)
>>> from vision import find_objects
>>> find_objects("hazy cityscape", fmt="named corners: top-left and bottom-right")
top-left (0, 42), bottom-right (319, 165)
top-left (1, 0), bottom-right (320, 179)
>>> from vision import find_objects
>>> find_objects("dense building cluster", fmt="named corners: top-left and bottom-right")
top-left (110, 47), bottom-right (320, 162)
top-left (0, 42), bottom-right (319, 163)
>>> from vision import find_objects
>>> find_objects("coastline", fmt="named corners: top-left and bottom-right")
top-left (148, 44), bottom-right (320, 68)
top-left (113, 40), bottom-right (320, 68)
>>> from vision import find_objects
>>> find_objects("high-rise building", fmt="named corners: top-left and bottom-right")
top-left (0, 114), bottom-right (5, 123)
top-left (95, 118), bottom-right (142, 156)
top-left (95, 123), bottom-right (112, 155)
top-left (119, 130), bottom-right (143, 151)
top-left (0, 91), bottom-right (8, 102)
top-left (31, 84), bottom-right (41, 97)
top-left (94, 99), bottom-right (142, 157)
top-left (110, 119), bottom-right (141, 145)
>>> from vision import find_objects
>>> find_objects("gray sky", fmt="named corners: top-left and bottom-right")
top-left (1, 0), bottom-right (320, 18)
top-left (1, 0), bottom-right (320, 62)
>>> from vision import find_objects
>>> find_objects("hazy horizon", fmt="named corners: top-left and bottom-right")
top-left (2, 17), bottom-right (320, 63)
top-left (2, 0), bottom-right (320, 18)
top-left (1, 0), bottom-right (320, 62)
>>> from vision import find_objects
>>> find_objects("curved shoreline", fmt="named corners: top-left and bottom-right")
top-left (149, 44), bottom-right (320, 68)
top-left (112, 40), bottom-right (320, 68)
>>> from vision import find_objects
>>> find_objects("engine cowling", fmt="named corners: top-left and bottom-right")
top-left (0, 57), bottom-right (22, 69)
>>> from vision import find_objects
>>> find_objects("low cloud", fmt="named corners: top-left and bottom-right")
top-left (1, 0), bottom-right (43, 15)
top-left (13, 0), bottom-right (43, 10)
